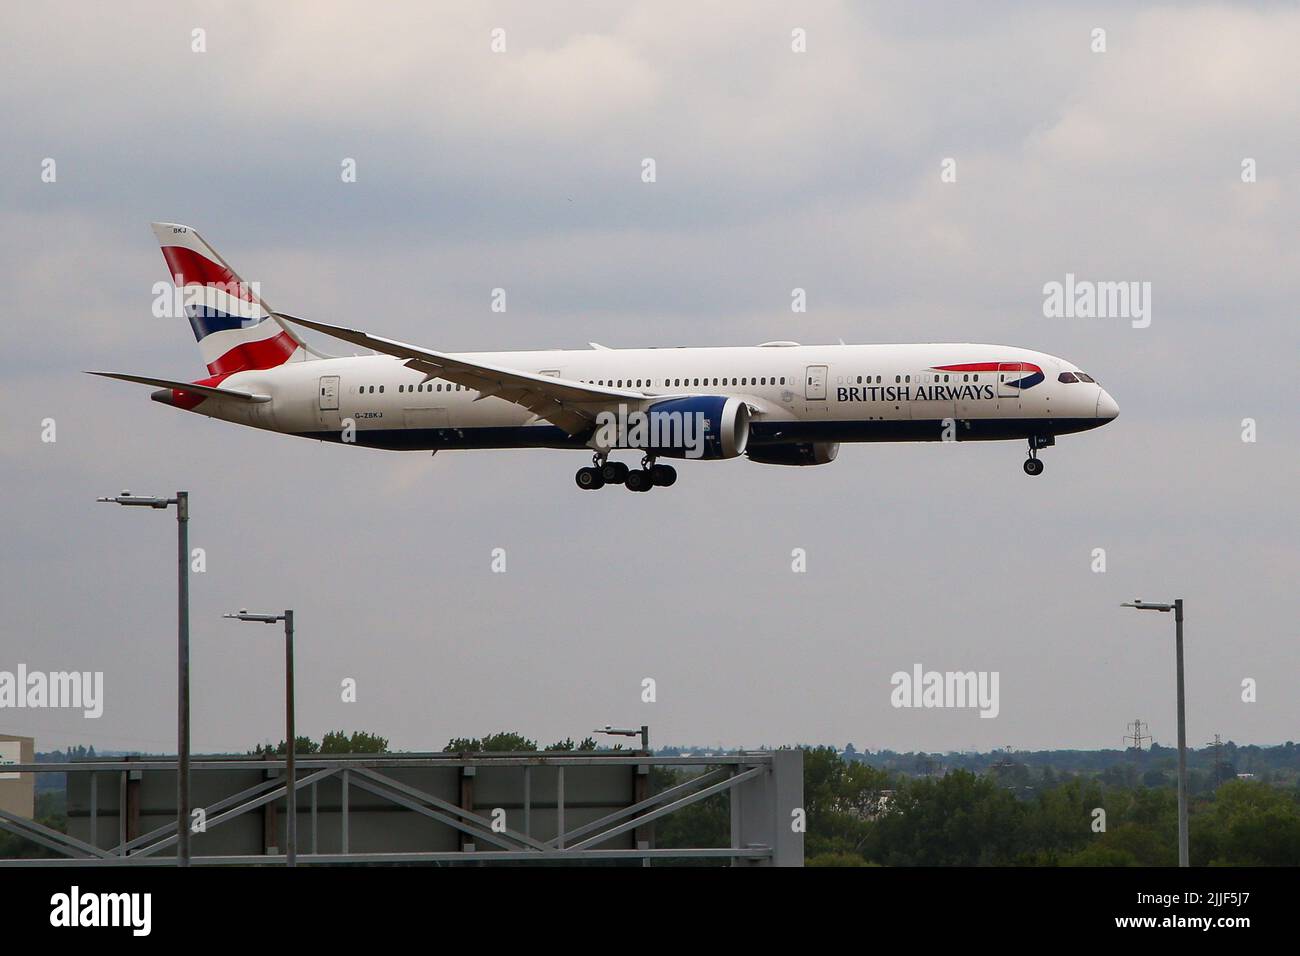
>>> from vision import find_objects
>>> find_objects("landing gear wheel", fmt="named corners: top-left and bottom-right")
top-left (600, 461), bottom-right (629, 484)
top-left (1023, 458), bottom-right (1044, 476)
top-left (575, 466), bottom-right (605, 490)
top-left (625, 469), bottom-right (653, 492)
top-left (650, 464), bottom-right (677, 487)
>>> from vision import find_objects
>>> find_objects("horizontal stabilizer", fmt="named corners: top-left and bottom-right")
top-left (86, 371), bottom-right (271, 403)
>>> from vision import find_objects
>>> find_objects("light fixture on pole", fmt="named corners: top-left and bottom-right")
top-left (98, 490), bottom-right (191, 867)
top-left (1121, 598), bottom-right (1188, 867)
top-left (594, 725), bottom-right (650, 751)
top-left (224, 608), bottom-right (296, 866)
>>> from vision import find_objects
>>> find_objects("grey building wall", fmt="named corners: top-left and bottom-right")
top-left (0, 735), bottom-right (35, 819)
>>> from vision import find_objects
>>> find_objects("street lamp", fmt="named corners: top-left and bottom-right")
top-left (98, 490), bottom-right (191, 867)
top-left (224, 608), bottom-right (296, 866)
top-left (594, 725), bottom-right (649, 751)
top-left (1121, 598), bottom-right (1188, 867)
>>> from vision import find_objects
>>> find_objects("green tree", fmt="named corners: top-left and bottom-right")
top-left (867, 770), bottom-right (1026, 865)
top-left (803, 746), bottom-right (891, 860)
top-left (1199, 779), bottom-right (1300, 865)
top-left (254, 735), bottom-right (320, 756)
top-left (321, 730), bottom-right (388, 754)
top-left (444, 731), bottom-right (536, 752)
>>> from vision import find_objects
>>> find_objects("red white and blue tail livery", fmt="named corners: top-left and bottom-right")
top-left (90, 223), bottom-right (1119, 489)
top-left (151, 222), bottom-right (309, 376)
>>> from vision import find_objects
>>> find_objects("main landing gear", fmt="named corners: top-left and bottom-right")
top-left (1023, 435), bottom-right (1053, 476)
top-left (575, 454), bottom-right (677, 492)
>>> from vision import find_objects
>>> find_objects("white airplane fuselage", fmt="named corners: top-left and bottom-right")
top-left (157, 341), bottom-right (1119, 454)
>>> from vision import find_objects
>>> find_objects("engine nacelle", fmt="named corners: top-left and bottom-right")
top-left (746, 441), bottom-right (840, 466)
top-left (628, 395), bottom-right (750, 460)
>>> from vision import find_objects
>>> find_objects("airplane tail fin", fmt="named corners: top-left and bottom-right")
top-left (150, 222), bottom-right (314, 376)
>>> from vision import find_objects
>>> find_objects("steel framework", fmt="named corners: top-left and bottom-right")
top-left (0, 750), bottom-right (802, 866)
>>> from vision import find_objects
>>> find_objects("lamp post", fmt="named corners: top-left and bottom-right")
top-left (224, 609), bottom-right (296, 866)
top-left (594, 724), bottom-right (650, 751)
top-left (97, 490), bottom-right (191, 866)
top-left (596, 725), bottom-right (653, 855)
top-left (1121, 598), bottom-right (1188, 867)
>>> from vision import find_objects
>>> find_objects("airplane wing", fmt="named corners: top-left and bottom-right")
top-left (86, 371), bottom-right (271, 403)
top-left (276, 313), bottom-right (647, 435)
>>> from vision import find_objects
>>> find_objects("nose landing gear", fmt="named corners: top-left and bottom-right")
top-left (1023, 435), bottom-right (1053, 476)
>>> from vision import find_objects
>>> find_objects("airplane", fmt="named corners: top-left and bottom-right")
top-left (91, 223), bottom-right (1119, 491)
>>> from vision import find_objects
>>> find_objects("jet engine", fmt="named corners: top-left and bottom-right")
top-left (630, 395), bottom-right (750, 460)
top-left (746, 441), bottom-right (840, 466)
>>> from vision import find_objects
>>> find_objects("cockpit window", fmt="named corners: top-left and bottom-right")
top-left (1057, 372), bottom-right (1078, 383)
top-left (1076, 372), bottom-right (1096, 383)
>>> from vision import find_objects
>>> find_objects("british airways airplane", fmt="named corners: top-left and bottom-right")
top-left (92, 223), bottom-right (1118, 491)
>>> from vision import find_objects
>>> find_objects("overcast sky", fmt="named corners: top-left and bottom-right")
top-left (1, 2), bottom-right (1296, 756)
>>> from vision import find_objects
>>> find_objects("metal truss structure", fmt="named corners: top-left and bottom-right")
top-left (0, 750), bottom-right (803, 866)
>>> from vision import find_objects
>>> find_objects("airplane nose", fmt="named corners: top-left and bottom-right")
top-left (1096, 389), bottom-right (1119, 420)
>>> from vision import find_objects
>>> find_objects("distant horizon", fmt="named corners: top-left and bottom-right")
top-left (27, 739), bottom-right (1297, 759)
